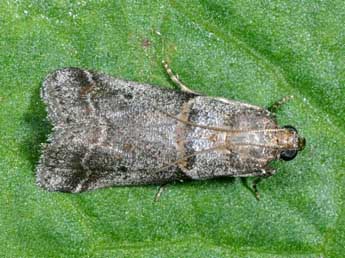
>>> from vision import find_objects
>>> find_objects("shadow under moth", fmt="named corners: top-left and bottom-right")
top-left (36, 61), bottom-right (305, 198)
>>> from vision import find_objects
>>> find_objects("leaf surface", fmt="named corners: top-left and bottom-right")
top-left (0, 1), bottom-right (344, 257)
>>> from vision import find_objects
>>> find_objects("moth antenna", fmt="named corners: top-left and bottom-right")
top-left (160, 110), bottom-right (288, 134)
top-left (175, 136), bottom-right (298, 151)
top-left (230, 142), bottom-right (299, 150)
top-left (162, 60), bottom-right (200, 95)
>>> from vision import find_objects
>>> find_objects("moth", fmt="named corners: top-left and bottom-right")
top-left (36, 61), bottom-right (305, 197)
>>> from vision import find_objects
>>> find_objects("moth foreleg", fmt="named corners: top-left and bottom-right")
top-left (154, 183), bottom-right (169, 202)
top-left (252, 169), bottom-right (275, 200)
top-left (162, 60), bottom-right (200, 95)
top-left (268, 95), bottom-right (294, 113)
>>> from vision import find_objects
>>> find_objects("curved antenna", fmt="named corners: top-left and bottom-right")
top-left (160, 110), bottom-right (286, 134)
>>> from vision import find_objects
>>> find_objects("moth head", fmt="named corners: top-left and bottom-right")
top-left (279, 125), bottom-right (306, 161)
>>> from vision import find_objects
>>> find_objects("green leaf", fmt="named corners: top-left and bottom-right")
top-left (1, 0), bottom-right (344, 257)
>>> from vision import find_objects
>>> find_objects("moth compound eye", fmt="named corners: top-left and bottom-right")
top-left (283, 125), bottom-right (298, 133)
top-left (280, 149), bottom-right (298, 161)
top-left (280, 125), bottom-right (299, 160)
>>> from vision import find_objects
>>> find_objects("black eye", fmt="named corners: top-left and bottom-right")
top-left (280, 149), bottom-right (298, 161)
top-left (280, 125), bottom-right (298, 161)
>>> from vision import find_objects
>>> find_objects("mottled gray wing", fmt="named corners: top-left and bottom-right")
top-left (41, 68), bottom-right (99, 125)
top-left (38, 68), bottom-right (194, 192)
top-left (178, 96), bottom-right (279, 179)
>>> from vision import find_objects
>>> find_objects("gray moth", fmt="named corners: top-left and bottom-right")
top-left (36, 61), bottom-right (305, 195)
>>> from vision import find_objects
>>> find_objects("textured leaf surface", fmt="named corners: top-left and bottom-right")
top-left (0, 1), bottom-right (344, 257)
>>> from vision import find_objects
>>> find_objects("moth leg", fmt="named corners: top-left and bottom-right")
top-left (154, 183), bottom-right (169, 202)
top-left (240, 178), bottom-right (255, 197)
top-left (268, 95), bottom-right (294, 113)
top-left (252, 177), bottom-right (263, 201)
top-left (252, 169), bottom-right (275, 200)
top-left (162, 60), bottom-right (200, 95)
